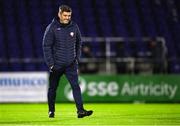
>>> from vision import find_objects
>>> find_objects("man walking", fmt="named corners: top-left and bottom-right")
top-left (43, 5), bottom-right (93, 118)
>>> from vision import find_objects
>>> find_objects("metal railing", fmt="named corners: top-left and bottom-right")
top-left (0, 37), bottom-right (168, 74)
top-left (80, 37), bottom-right (167, 74)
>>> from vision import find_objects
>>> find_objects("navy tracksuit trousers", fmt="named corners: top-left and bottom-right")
top-left (48, 61), bottom-right (84, 112)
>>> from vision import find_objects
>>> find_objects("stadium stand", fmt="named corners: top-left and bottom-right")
top-left (0, 0), bottom-right (179, 73)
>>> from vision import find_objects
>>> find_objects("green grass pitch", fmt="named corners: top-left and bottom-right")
top-left (0, 103), bottom-right (180, 126)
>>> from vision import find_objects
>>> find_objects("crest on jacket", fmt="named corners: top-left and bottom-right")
top-left (70, 32), bottom-right (74, 37)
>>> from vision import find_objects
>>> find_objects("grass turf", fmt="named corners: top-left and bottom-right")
top-left (0, 103), bottom-right (180, 126)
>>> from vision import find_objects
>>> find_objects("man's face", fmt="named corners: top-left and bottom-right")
top-left (58, 11), bottom-right (72, 24)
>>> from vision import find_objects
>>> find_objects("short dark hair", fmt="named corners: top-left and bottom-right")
top-left (59, 5), bottom-right (72, 13)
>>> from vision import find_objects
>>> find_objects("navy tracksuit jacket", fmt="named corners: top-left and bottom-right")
top-left (43, 17), bottom-right (81, 69)
top-left (43, 17), bottom-right (84, 112)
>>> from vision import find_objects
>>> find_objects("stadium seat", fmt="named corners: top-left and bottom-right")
top-left (0, 0), bottom-right (179, 73)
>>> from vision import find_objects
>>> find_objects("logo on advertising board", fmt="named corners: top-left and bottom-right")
top-left (64, 76), bottom-right (119, 101)
top-left (64, 76), bottom-right (178, 102)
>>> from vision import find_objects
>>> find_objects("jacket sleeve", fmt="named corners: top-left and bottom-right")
top-left (76, 25), bottom-right (82, 62)
top-left (42, 24), bottom-right (54, 68)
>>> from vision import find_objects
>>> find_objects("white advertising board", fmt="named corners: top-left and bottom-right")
top-left (0, 72), bottom-right (48, 102)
